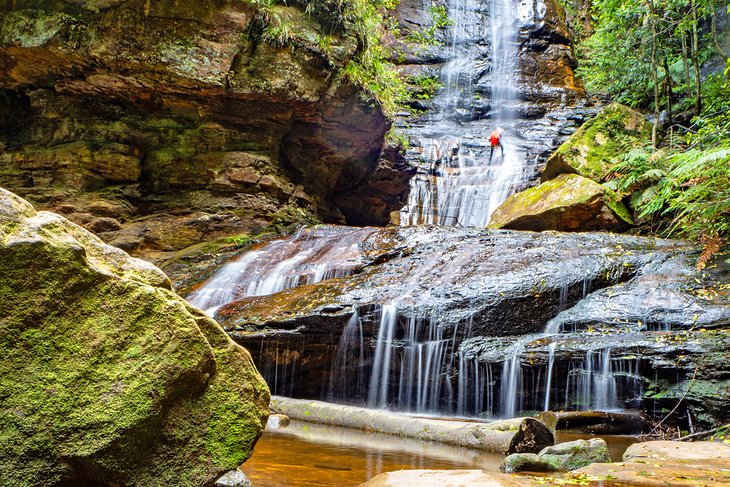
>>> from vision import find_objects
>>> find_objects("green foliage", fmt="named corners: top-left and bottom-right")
top-left (339, 0), bottom-right (409, 116)
top-left (386, 126), bottom-right (410, 148)
top-left (407, 74), bottom-right (443, 99)
top-left (406, 4), bottom-right (453, 45)
top-left (610, 145), bottom-right (730, 240)
top-left (690, 74), bottom-right (730, 147)
top-left (575, 0), bottom-right (718, 112)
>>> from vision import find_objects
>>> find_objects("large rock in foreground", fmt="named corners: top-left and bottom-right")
top-left (488, 173), bottom-right (633, 232)
top-left (542, 103), bottom-right (651, 182)
top-left (0, 188), bottom-right (269, 486)
top-left (360, 469), bottom-right (533, 487)
top-left (577, 441), bottom-right (730, 486)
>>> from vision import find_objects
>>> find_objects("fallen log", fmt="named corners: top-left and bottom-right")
top-left (270, 396), bottom-right (554, 454)
top-left (538, 410), bottom-right (650, 435)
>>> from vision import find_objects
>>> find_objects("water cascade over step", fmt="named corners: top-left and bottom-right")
top-left (187, 226), bottom-right (378, 314)
top-left (400, 0), bottom-right (528, 227)
top-left (205, 226), bottom-right (714, 416)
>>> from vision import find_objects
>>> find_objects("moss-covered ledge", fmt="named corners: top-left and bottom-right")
top-left (542, 103), bottom-right (652, 182)
top-left (489, 173), bottom-right (633, 232)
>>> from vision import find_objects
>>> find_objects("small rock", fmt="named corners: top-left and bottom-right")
top-left (215, 469), bottom-right (253, 487)
top-left (502, 438), bottom-right (611, 473)
top-left (538, 438), bottom-right (611, 471)
top-left (266, 413), bottom-right (291, 430)
top-left (501, 453), bottom-right (556, 473)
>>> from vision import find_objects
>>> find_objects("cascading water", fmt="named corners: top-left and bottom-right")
top-left (187, 226), bottom-right (377, 314)
top-left (365, 306), bottom-right (454, 413)
top-left (499, 341), bottom-right (525, 418)
top-left (543, 342), bottom-right (557, 411)
top-left (400, 0), bottom-right (528, 227)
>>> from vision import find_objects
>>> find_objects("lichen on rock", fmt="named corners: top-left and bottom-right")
top-left (542, 103), bottom-right (651, 182)
top-left (488, 173), bottom-right (633, 232)
top-left (0, 187), bottom-right (269, 486)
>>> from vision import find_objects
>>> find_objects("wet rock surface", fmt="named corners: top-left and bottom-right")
top-left (577, 441), bottom-right (730, 486)
top-left (0, 1), bottom-right (406, 263)
top-left (217, 226), bottom-right (684, 339)
top-left (0, 188), bottom-right (269, 486)
top-left (201, 224), bottom-right (728, 426)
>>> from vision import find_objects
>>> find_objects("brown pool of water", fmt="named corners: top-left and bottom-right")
top-left (241, 421), bottom-right (639, 486)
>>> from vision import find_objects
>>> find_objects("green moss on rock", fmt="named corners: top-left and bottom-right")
top-left (0, 188), bottom-right (269, 486)
top-left (543, 103), bottom-right (651, 182)
top-left (489, 173), bottom-right (633, 232)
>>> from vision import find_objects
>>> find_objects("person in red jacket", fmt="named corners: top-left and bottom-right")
top-left (489, 127), bottom-right (504, 162)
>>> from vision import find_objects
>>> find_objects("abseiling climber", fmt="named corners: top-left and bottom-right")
top-left (489, 127), bottom-right (504, 162)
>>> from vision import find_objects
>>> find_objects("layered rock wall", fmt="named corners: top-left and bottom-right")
top-left (0, 1), bottom-right (410, 263)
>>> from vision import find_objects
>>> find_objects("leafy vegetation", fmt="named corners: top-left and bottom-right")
top-left (407, 74), bottom-right (443, 99)
top-left (406, 5), bottom-right (454, 45)
top-left (607, 145), bottom-right (729, 244)
top-left (573, 1), bottom-right (730, 256)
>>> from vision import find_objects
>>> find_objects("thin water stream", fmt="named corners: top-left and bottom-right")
top-left (241, 421), bottom-right (639, 486)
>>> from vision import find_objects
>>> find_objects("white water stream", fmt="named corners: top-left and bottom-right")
top-left (400, 0), bottom-right (526, 227)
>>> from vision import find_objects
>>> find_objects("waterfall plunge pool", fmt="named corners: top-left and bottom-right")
top-left (241, 420), bottom-right (639, 486)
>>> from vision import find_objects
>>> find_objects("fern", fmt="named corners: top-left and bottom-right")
top-left (632, 146), bottom-right (730, 240)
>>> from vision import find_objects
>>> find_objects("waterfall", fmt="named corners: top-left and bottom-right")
top-left (543, 342), bottom-right (557, 411)
top-left (367, 304), bottom-right (398, 408)
top-left (400, 0), bottom-right (529, 228)
top-left (187, 226), bottom-right (375, 314)
top-left (329, 311), bottom-right (366, 403)
top-left (499, 341), bottom-right (525, 418)
top-left (593, 348), bottom-right (618, 410)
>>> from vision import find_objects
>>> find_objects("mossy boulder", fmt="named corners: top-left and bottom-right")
top-left (502, 439), bottom-right (611, 473)
top-left (488, 173), bottom-right (633, 232)
top-left (542, 103), bottom-right (651, 182)
top-left (0, 188), bottom-right (269, 486)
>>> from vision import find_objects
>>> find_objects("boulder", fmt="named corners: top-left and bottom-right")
top-left (502, 439), bottom-right (610, 473)
top-left (542, 103), bottom-right (651, 182)
top-left (360, 469), bottom-right (534, 487)
top-left (0, 188), bottom-right (269, 486)
top-left (577, 441), bottom-right (730, 486)
top-left (537, 438), bottom-right (611, 471)
top-left (488, 173), bottom-right (633, 232)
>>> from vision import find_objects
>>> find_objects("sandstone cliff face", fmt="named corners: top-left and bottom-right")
top-left (0, 187), bottom-right (269, 486)
top-left (0, 1), bottom-right (410, 263)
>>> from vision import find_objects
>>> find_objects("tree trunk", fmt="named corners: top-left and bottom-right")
top-left (664, 56), bottom-right (673, 126)
top-left (691, 1), bottom-right (703, 114)
top-left (649, 0), bottom-right (660, 147)
top-left (681, 33), bottom-right (693, 101)
top-left (710, 0), bottom-right (729, 58)
top-left (538, 410), bottom-right (652, 435)
top-left (270, 396), bottom-right (554, 454)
